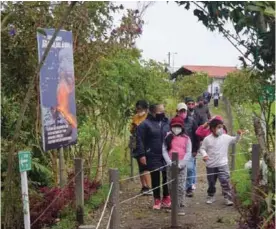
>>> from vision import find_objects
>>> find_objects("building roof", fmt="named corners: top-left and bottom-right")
top-left (183, 65), bottom-right (237, 78)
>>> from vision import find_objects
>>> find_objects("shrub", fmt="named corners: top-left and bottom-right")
top-left (30, 173), bottom-right (99, 229)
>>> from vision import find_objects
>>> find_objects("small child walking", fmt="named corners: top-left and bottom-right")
top-left (200, 118), bottom-right (244, 206)
top-left (162, 116), bottom-right (192, 215)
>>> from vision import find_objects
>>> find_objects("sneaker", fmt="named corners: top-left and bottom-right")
top-left (178, 207), bottom-right (186, 216)
top-left (186, 190), bottom-right (194, 198)
top-left (192, 184), bottom-right (196, 190)
top-left (162, 196), bottom-right (171, 208)
top-left (141, 187), bottom-right (153, 196)
top-left (224, 198), bottom-right (234, 206)
top-left (206, 196), bottom-right (215, 204)
top-left (153, 198), bottom-right (161, 210)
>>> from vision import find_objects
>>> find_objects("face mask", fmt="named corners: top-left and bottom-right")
top-left (198, 103), bottom-right (203, 107)
top-left (172, 127), bottom-right (182, 136)
top-left (137, 111), bottom-right (146, 117)
top-left (188, 107), bottom-right (194, 111)
top-left (155, 113), bottom-right (165, 121)
top-left (216, 128), bottom-right (224, 136)
top-left (179, 112), bottom-right (187, 119)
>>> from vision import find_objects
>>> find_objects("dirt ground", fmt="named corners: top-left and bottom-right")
top-left (86, 102), bottom-right (239, 229)
top-left (87, 159), bottom-right (239, 229)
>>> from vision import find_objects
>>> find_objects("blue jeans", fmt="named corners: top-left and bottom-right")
top-left (186, 157), bottom-right (197, 190)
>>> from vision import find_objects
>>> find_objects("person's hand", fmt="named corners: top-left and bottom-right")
top-left (192, 152), bottom-right (197, 157)
top-left (139, 156), bottom-right (147, 165)
top-left (237, 130), bottom-right (246, 135)
top-left (203, 155), bottom-right (209, 162)
top-left (203, 122), bottom-right (209, 128)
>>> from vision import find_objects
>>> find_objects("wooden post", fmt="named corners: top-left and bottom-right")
top-left (79, 226), bottom-right (95, 229)
top-left (251, 144), bottom-right (260, 185)
top-left (59, 147), bottom-right (66, 187)
top-left (251, 144), bottom-right (261, 227)
top-left (109, 168), bottom-right (120, 229)
top-left (171, 152), bottom-right (179, 228)
top-left (75, 158), bottom-right (84, 225)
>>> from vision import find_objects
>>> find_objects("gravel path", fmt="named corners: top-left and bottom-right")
top-left (86, 101), bottom-right (239, 229)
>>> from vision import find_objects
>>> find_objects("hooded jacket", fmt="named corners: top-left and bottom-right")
top-left (133, 113), bottom-right (170, 170)
top-left (194, 105), bottom-right (211, 125)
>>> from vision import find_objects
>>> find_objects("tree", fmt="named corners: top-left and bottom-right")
top-left (176, 1), bottom-right (275, 76)
top-left (174, 72), bottom-right (211, 100)
top-left (1, 2), bottom-right (167, 228)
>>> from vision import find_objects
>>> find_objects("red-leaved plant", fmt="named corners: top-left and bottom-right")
top-left (30, 173), bottom-right (100, 229)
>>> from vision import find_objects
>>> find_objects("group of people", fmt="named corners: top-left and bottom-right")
top-left (130, 96), bottom-right (244, 215)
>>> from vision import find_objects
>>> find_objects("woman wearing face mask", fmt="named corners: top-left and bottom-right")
top-left (134, 103), bottom-right (171, 210)
top-left (200, 118), bottom-right (244, 206)
top-left (162, 116), bottom-right (192, 215)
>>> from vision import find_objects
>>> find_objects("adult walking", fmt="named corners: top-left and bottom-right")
top-left (213, 92), bottom-right (220, 108)
top-left (130, 100), bottom-right (152, 195)
top-left (195, 96), bottom-right (211, 125)
top-left (134, 103), bottom-right (171, 210)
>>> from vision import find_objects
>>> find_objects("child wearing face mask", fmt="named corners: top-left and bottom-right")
top-left (162, 116), bottom-right (192, 215)
top-left (200, 118), bottom-right (244, 206)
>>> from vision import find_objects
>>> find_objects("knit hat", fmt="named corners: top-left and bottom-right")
top-left (212, 115), bottom-right (223, 122)
top-left (170, 116), bottom-right (184, 128)
top-left (185, 97), bottom-right (194, 103)
top-left (209, 118), bottom-right (223, 129)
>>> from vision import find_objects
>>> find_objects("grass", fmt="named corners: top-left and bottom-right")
top-left (51, 138), bottom-right (138, 229)
top-left (51, 184), bottom-right (110, 229)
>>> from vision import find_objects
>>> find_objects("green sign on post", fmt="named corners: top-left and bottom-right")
top-left (18, 151), bottom-right (32, 172)
top-left (259, 85), bottom-right (275, 102)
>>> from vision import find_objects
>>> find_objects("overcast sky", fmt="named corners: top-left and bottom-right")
top-left (116, 1), bottom-right (244, 70)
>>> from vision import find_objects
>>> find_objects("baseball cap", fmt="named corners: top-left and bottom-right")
top-left (177, 103), bottom-right (187, 111)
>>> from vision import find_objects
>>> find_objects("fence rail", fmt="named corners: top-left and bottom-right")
top-left (31, 144), bottom-right (261, 229)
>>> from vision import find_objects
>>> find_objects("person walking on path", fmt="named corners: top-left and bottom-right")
top-left (185, 97), bottom-right (201, 126)
top-left (213, 92), bottom-right (220, 108)
top-left (195, 96), bottom-right (211, 125)
top-left (200, 118), bottom-right (244, 206)
top-left (130, 100), bottom-right (152, 195)
top-left (162, 116), bottom-right (192, 215)
top-left (196, 115), bottom-right (227, 141)
top-left (134, 103), bottom-right (171, 210)
top-left (175, 102), bottom-right (199, 197)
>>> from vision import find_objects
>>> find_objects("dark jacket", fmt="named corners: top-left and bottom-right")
top-left (194, 105), bottom-right (211, 125)
top-left (134, 114), bottom-right (170, 170)
top-left (184, 115), bottom-right (199, 153)
top-left (188, 109), bottom-right (201, 126)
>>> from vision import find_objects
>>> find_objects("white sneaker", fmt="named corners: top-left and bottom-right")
top-left (206, 196), bottom-right (215, 204)
top-left (192, 184), bottom-right (196, 190)
top-left (224, 198), bottom-right (234, 206)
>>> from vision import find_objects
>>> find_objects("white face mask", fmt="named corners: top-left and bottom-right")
top-left (216, 128), bottom-right (224, 136)
top-left (172, 127), bottom-right (182, 136)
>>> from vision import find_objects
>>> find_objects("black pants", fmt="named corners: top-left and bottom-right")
top-left (150, 170), bottom-right (169, 199)
top-left (214, 99), bottom-right (219, 107)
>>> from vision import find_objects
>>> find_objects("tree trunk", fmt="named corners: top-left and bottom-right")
top-left (253, 116), bottom-right (275, 171)
top-left (3, 4), bottom-right (76, 228)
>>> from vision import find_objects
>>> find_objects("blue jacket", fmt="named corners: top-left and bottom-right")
top-left (133, 114), bottom-right (170, 170)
